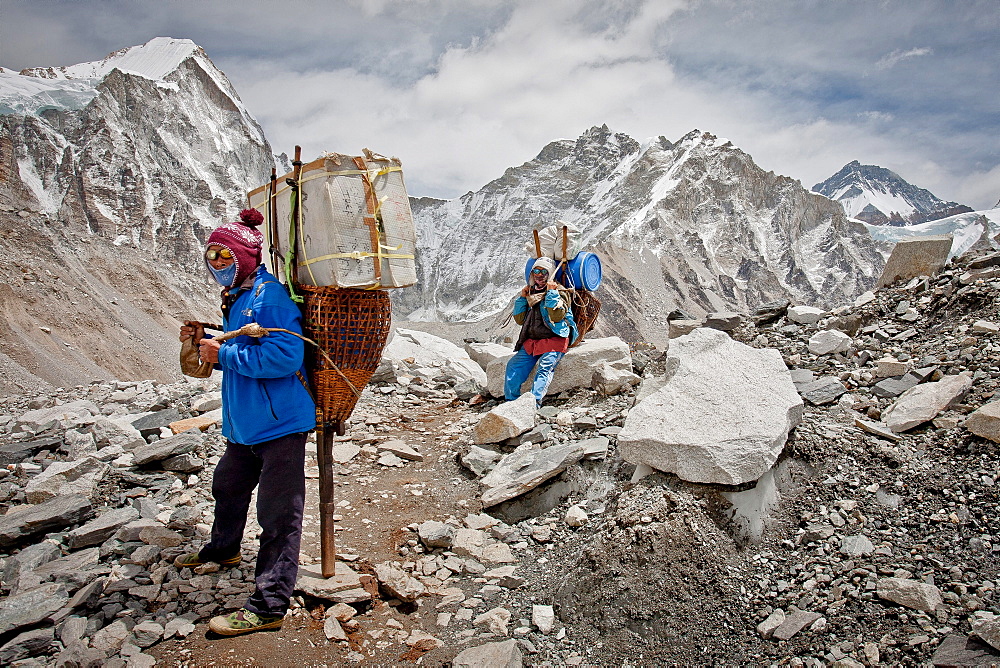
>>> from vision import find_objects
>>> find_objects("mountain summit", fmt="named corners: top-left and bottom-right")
top-left (0, 38), bottom-right (274, 392)
top-left (812, 161), bottom-right (972, 226)
top-left (399, 127), bottom-right (884, 344)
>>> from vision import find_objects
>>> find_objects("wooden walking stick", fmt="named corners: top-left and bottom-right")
top-left (317, 421), bottom-right (341, 577)
top-left (289, 146), bottom-right (304, 262)
top-left (560, 224), bottom-right (569, 284)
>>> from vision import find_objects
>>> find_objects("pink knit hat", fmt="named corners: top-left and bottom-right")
top-left (206, 209), bottom-right (265, 287)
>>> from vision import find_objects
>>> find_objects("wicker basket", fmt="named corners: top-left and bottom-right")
top-left (299, 285), bottom-right (392, 425)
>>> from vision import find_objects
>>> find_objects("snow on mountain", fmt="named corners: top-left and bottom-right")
top-left (0, 38), bottom-right (275, 391)
top-left (812, 161), bottom-right (972, 226)
top-left (1, 36), bottom-right (271, 232)
top-left (21, 37), bottom-right (199, 82)
top-left (864, 208), bottom-right (1000, 260)
top-left (396, 126), bottom-right (885, 346)
top-left (4, 37), bottom-right (263, 144)
top-left (0, 70), bottom-right (99, 114)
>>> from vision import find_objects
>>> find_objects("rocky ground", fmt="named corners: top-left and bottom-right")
top-left (0, 249), bottom-right (998, 667)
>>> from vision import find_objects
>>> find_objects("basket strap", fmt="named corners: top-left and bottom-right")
top-left (355, 156), bottom-right (383, 284)
top-left (295, 371), bottom-right (315, 402)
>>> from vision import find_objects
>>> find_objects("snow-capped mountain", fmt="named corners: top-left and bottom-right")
top-left (0, 38), bottom-right (274, 392)
top-left (812, 161), bottom-right (972, 226)
top-left (1, 37), bottom-right (270, 243)
top-left (397, 126), bottom-right (885, 346)
top-left (0, 38), bottom-right (896, 387)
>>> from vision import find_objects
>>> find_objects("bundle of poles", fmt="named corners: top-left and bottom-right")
top-left (264, 146), bottom-right (394, 578)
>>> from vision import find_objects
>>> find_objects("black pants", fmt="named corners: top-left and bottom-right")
top-left (200, 432), bottom-right (306, 616)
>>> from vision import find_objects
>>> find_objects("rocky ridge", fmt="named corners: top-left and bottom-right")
top-left (0, 259), bottom-right (998, 666)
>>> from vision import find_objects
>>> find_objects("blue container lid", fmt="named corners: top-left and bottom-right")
top-left (577, 252), bottom-right (602, 291)
top-left (528, 253), bottom-right (602, 290)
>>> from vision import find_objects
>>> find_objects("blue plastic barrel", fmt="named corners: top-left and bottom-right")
top-left (558, 252), bottom-right (602, 291)
top-left (525, 254), bottom-right (602, 290)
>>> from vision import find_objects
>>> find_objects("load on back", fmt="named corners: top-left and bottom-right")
top-left (524, 221), bottom-right (603, 344)
top-left (246, 146), bottom-right (417, 579)
top-left (248, 149), bottom-right (417, 290)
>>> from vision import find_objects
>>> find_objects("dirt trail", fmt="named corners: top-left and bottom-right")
top-left (147, 397), bottom-right (485, 667)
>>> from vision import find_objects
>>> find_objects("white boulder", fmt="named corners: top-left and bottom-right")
top-left (374, 562), bottom-right (426, 602)
top-left (486, 337), bottom-right (632, 398)
top-left (89, 416), bottom-right (144, 450)
top-left (972, 615), bottom-right (1000, 652)
top-left (875, 357), bottom-right (909, 378)
top-left (465, 342), bottom-right (514, 371)
top-left (453, 639), bottom-right (523, 668)
top-left (24, 458), bottom-right (109, 504)
top-left (532, 605), bottom-right (555, 635)
top-left (384, 329), bottom-right (487, 385)
top-left (480, 442), bottom-right (585, 507)
top-left (473, 607), bottom-right (512, 636)
top-left (883, 373), bottom-right (973, 432)
top-left (473, 393), bottom-right (536, 444)
top-left (617, 328), bottom-right (803, 485)
top-left (593, 362), bottom-right (641, 396)
top-left (15, 401), bottom-right (100, 433)
top-left (876, 577), bottom-right (943, 612)
top-left (807, 329), bottom-right (851, 356)
top-left (786, 305), bottom-right (825, 324)
top-left (564, 505), bottom-right (588, 527)
top-left (964, 400), bottom-right (1000, 442)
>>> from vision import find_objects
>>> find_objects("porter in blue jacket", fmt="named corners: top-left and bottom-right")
top-left (175, 209), bottom-right (315, 637)
top-left (504, 256), bottom-right (578, 406)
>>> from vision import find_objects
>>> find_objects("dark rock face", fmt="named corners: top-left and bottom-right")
top-left (0, 494), bottom-right (94, 549)
top-left (131, 430), bottom-right (201, 466)
top-left (0, 437), bottom-right (62, 467)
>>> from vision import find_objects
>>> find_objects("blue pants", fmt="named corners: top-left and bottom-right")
top-left (200, 432), bottom-right (306, 617)
top-left (504, 349), bottom-right (565, 405)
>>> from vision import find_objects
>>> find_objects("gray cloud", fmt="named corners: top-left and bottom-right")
top-left (2, 0), bottom-right (997, 209)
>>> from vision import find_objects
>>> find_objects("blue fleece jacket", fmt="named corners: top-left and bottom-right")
top-left (216, 267), bottom-right (316, 444)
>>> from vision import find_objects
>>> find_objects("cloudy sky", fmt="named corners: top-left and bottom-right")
top-left (3, 0), bottom-right (998, 209)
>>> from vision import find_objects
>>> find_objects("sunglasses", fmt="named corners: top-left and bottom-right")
top-left (531, 268), bottom-right (549, 275)
top-left (205, 248), bottom-right (234, 261)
